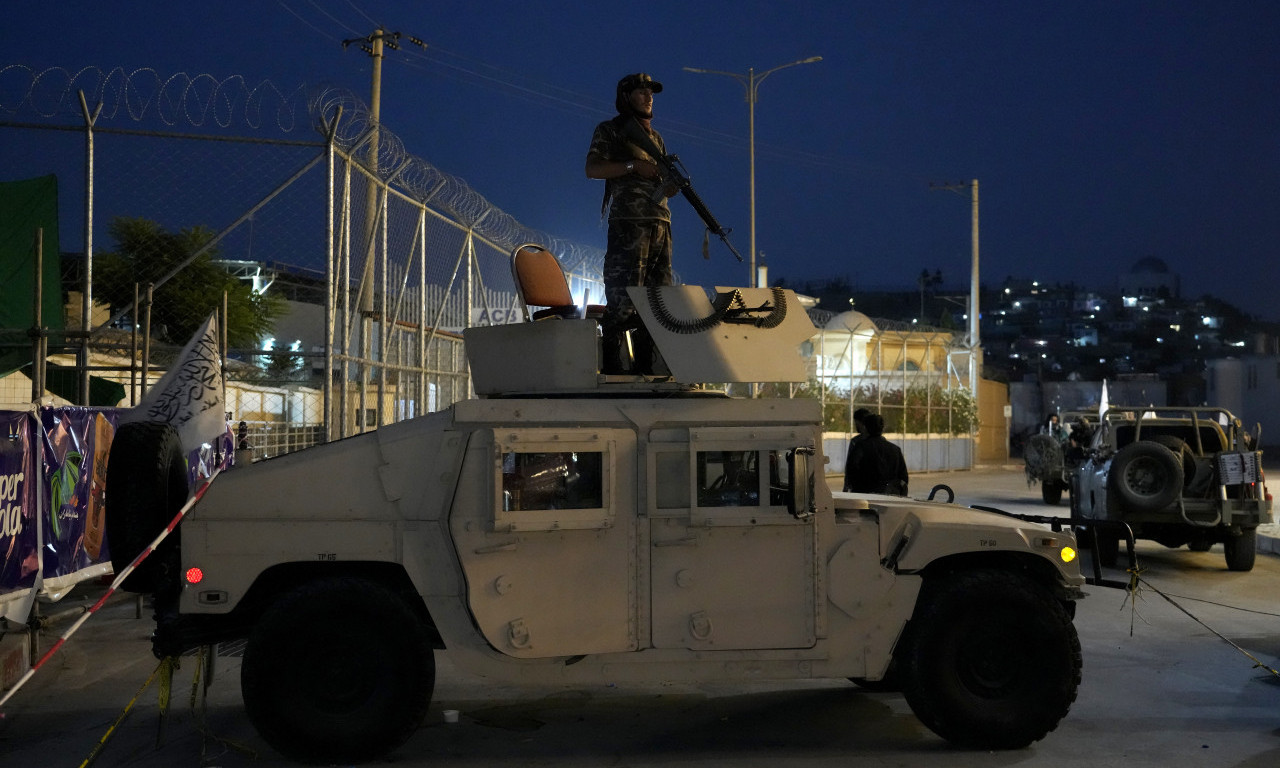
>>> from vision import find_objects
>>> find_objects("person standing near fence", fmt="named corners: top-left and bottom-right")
top-left (585, 72), bottom-right (677, 375)
top-left (844, 413), bottom-right (910, 496)
top-left (842, 408), bottom-right (872, 492)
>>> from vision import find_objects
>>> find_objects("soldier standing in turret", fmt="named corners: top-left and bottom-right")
top-left (585, 72), bottom-right (677, 375)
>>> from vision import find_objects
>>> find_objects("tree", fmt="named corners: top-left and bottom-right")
top-left (95, 217), bottom-right (284, 349)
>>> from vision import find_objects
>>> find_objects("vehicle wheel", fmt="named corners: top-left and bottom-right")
top-left (1147, 435), bottom-right (1198, 487)
top-left (241, 576), bottom-right (435, 763)
top-left (1224, 528), bottom-right (1257, 572)
top-left (899, 569), bottom-right (1081, 749)
top-left (104, 422), bottom-right (187, 593)
top-left (1109, 441), bottom-right (1183, 512)
top-left (1041, 480), bottom-right (1063, 506)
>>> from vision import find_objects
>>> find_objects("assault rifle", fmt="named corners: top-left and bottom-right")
top-left (621, 117), bottom-right (743, 263)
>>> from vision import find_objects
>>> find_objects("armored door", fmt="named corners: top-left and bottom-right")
top-left (647, 426), bottom-right (819, 650)
top-left (451, 428), bottom-right (638, 658)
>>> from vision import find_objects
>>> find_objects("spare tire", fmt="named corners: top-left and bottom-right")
top-left (105, 422), bottom-right (188, 593)
top-left (1146, 435), bottom-right (1197, 487)
top-left (1025, 434), bottom-right (1064, 482)
top-left (1108, 440), bottom-right (1183, 513)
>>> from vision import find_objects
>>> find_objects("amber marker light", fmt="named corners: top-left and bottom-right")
top-left (186, 566), bottom-right (205, 584)
top-left (1060, 546), bottom-right (1077, 564)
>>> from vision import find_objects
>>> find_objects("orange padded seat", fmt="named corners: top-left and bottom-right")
top-left (511, 244), bottom-right (604, 321)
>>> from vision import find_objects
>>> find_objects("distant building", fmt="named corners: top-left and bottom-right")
top-left (1120, 256), bottom-right (1179, 306)
top-left (805, 310), bottom-right (966, 391)
top-left (1204, 355), bottom-right (1280, 444)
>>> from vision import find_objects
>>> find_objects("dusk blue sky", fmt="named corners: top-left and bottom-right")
top-left (5, 1), bottom-right (1280, 320)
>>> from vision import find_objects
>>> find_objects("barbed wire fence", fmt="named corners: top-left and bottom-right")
top-left (1, 65), bottom-right (977, 469)
top-left (0, 65), bottom-right (605, 457)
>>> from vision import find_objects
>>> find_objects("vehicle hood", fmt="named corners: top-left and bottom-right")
top-left (833, 492), bottom-right (1083, 584)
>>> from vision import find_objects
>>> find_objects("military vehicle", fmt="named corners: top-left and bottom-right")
top-left (1024, 411), bottom-right (1095, 505)
top-left (1073, 406), bottom-right (1271, 571)
top-left (107, 284), bottom-right (1090, 763)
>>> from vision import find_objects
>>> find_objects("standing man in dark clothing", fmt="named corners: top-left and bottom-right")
top-left (844, 414), bottom-right (910, 496)
top-left (842, 408), bottom-right (872, 492)
top-left (585, 72), bottom-right (677, 374)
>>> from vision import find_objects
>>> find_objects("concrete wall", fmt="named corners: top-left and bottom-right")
top-left (1206, 356), bottom-right (1280, 447)
top-left (1009, 379), bottom-right (1168, 446)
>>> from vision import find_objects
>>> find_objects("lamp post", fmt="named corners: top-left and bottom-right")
top-left (929, 179), bottom-right (981, 395)
top-left (684, 56), bottom-right (822, 288)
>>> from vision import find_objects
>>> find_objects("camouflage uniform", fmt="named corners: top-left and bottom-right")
top-left (587, 115), bottom-right (674, 373)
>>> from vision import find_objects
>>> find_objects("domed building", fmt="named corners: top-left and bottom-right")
top-left (805, 309), bottom-right (966, 391)
top-left (1120, 256), bottom-right (1180, 306)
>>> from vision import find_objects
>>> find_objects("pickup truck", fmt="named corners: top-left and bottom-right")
top-left (107, 285), bottom-right (1090, 763)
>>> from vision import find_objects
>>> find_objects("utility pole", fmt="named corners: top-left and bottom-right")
top-left (929, 180), bottom-right (980, 394)
top-left (343, 29), bottom-right (400, 322)
top-left (339, 28), bottom-right (429, 432)
top-left (343, 27), bottom-right (427, 430)
top-left (683, 57), bottom-right (822, 288)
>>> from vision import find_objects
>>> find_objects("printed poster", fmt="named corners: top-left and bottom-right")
top-left (0, 411), bottom-right (37, 605)
top-left (38, 407), bottom-right (118, 581)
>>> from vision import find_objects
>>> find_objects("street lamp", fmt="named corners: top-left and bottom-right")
top-left (684, 56), bottom-right (822, 288)
top-left (929, 180), bottom-right (981, 395)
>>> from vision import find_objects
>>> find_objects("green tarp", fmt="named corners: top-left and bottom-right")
top-left (0, 174), bottom-right (63, 333)
top-left (0, 175), bottom-right (122, 403)
top-left (2, 174), bottom-right (65, 382)
top-left (44, 363), bottom-right (125, 407)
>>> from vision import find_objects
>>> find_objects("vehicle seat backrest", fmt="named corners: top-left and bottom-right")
top-left (1199, 424), bottom-right (1229, 453)
top-left (511, 243), bottom-right (605, 322)
top-left (512, 244), bottom-right (576, 321)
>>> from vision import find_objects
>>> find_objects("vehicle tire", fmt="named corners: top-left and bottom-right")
top-left (1041, 480), bottom-right (1063, 506)
top-left (1108, 441), bottom-right (1184, 513)
top-left (104, 422), bottom-right (187, 593)
top-left (899, 569), bottom-right (1081, 749)
top-left (1224, 528), bottom-right (1257, 572)
top-left (1147, 435), bottom-right (1197, 487)
top-left (1024, 435), bottom-right (1062, 485)
top-left (241, 576), bottom-right (435, 763)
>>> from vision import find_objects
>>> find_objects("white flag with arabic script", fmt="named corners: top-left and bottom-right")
top-left (120, 312), bottom-right (225, 456)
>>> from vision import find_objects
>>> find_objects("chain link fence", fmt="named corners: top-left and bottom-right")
top-left (2, 66), bottom-right (976, 468)
top-left (1, 67), bottom-right (604, 457)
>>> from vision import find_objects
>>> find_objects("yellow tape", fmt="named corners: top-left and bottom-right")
top-left (78, 658), bottom-right (166, 768)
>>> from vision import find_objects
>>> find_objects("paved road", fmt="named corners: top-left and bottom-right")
top-left (2, 467), bottom-right (1278, 767)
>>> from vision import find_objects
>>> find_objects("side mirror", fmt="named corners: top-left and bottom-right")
top-left (787, 446), bottom-right (816, 519)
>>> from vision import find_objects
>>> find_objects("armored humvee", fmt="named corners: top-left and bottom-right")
top-left (108, 286), bottom-right (1088, 763)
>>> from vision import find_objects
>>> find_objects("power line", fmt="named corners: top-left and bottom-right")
top-left (342, 0), bottom-right (379, 28)
top-left (276, 0), bottom-right (342, 42)
top-left (282, 4), bottom-right (930, 187)
top-left (305, 0), bottom-right (362, 36)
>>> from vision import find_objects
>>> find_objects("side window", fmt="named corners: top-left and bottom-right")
top-left (682, 427), bottom-right (810, 525)
top-left (503, 451), bottom-right (603, 511)
top-left (693, 449), bottom-right (792, 508)
top-left (492, 431), bottom-right (616, 531)
top-left (697, 450), bottom-right (760, 507)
